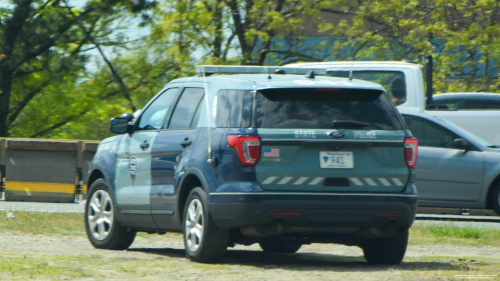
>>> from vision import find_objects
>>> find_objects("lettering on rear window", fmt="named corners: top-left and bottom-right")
top-left (295, 130), bottom-right (316, 138)
top-left (354, 131), bottom-right (377, 139)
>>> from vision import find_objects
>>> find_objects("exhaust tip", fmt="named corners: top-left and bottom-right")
top-left (241, 221), bottom-right (285, 237)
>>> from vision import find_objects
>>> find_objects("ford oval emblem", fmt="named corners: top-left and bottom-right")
top-left (327, 132), bottom-right (345, 139)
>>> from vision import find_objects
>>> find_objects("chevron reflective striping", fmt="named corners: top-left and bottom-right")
top-left (293, 177), bottom-right (309, 185)
top-left (308, 177), bottom-right (324, 185)
top-left (378, 178), bottom-right (391, 186)
top-left (364, 178), bottom-right (377, 186)
top-left (392, 178), bottom-right (404, 186)
top-left (350, 178), bottom-right (364, 186)
top-left (262, 176), bottom-right (277, 184)
top-left (277, 177), bottom-right (293, 185)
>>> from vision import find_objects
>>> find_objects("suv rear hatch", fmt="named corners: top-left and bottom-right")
top-left (254, 87), bottom-right (409, 193)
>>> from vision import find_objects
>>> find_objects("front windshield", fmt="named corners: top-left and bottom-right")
top-left (437, 116), bottom-right (492, 148)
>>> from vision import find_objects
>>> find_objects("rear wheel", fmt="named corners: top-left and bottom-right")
top-left (259, 238), bottom-right (302, 254)
top-left (362, 228), bottom-right (408, 265)
top-left (183, 187), bottom-right (229, 263)
top-left (85, 179), bottom-right (136, 250)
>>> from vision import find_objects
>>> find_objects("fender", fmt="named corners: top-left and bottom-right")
top-left (87, 165), bottom-right (116, 199)
top-left (175, 167), bottom-right (211, 224)
top-left (179, 167), bottom-right (211, 194)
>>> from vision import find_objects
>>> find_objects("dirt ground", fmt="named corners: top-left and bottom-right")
top-left (0, 232), bottom-right (499, 280)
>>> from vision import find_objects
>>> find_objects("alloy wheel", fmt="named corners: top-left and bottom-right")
top-left (185, 199), bottom-right (204, 252)
top-left (88, 190), bottom-right (114, 240)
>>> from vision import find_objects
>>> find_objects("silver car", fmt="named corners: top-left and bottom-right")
top-left (400, 109), bottom-right (500, 215)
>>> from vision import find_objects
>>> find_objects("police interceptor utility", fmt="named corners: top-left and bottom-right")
top-left (85, 65), bottom-right (418, 264)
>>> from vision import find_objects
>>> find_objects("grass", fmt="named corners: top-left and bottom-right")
top-left (0, 253), bottom-right (96, 280)
top-left (409, 224), bottom-right (500, 247)
top-left (1, 212), bottom-right (500, 280)
top-left (0, 211), bottom-right (84, 236)
top-left (1, 211), bottom-right (499, 247)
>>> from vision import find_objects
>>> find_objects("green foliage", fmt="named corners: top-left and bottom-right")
top-left (328, 0), bottom-right (500, 93)
top-left (4, 0), bottom-right (500, 139)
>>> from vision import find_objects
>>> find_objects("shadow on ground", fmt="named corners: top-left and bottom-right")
top-left (128, 247), bottom-right (469, 272)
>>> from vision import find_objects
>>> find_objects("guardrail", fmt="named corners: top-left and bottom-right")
top-left (0, 138), bottom-right (99, 203)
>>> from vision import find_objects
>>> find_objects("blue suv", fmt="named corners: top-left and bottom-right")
top-left (85, 65), bottom-right (418, 264)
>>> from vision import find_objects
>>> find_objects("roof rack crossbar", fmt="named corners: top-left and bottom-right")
top-left (195, 65), bottom-right (329, 76)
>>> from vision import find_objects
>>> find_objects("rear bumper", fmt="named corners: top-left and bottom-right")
top-left (208, 184), bottom-right (417, 233)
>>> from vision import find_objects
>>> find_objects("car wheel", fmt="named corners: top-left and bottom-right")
top-left (492, 183), bottom-right (500, 216)
top-left (259, 238), bottom-right (302, 253)
top-left (85, 179), bottom-right (136, 250)
top-left (183, 187), bottom-right (229, 263)
top-left (362, 228), bottom-right (409, 265)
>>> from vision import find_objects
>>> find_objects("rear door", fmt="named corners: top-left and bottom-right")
top-left (403, 115), bottom-right (484, 202)
top-left (150, 87), bottom-right (205, 229)
top-left (254, 88), bottom-right (409, 193)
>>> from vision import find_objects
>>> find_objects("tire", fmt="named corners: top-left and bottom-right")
top-left (491, 183), bottom-right (500, 216)
top-left (362, 228), bottom-right (409, 265)
top-left (259, 238), bottom-right (302, 254)
top-left (85, 179), bottom-right (136, 250)
top-left (183, 187), bottom-right (229, 263)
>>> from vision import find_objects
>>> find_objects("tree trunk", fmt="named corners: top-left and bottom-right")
top-left (0, 68), bottom-right (13, 137)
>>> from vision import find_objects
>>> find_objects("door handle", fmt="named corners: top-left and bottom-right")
top-left (180, 138), bottom-right (191, 148)
top-left (140, 140), bottom-right (149, 150)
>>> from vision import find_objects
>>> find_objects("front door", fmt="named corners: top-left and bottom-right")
top-left (115, 87), bottom-right (180, 228)
top-left (403, 115), bottom-right (484, 202)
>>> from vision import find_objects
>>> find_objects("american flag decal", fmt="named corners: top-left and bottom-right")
top-left (263, 148), bottom-right (280, 157)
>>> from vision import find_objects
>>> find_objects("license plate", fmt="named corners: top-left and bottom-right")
top-left (320, 151), bottom-right (354, 169)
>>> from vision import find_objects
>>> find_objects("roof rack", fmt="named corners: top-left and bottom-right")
top-left (195, 65), bottom-right (329, 76)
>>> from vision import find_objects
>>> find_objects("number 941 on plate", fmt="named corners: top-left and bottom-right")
top-left (320, 151), bottom-right (354, 169)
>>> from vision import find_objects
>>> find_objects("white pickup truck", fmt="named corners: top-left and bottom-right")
top-left (288, 61), bottom-right (500, 145)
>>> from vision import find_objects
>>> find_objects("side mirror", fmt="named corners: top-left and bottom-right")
top-left (109, 113), bottom-right (135, 134)
top-left (454, 138), bottom-right (470, 151)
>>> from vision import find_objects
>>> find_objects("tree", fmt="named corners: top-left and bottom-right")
top-left (326, 0), bottom-right (500, 93)
top-left (150, 0), bottom-right (336, 66)
top-left (0, 0), bottom-right (155, 138)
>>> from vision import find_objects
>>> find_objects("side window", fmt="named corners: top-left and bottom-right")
top-left (403, 115), bottom-right (458, 149)
top-left (137, 88), bottom-right (178, 131)
top-left (168, 88), bottom-right (205, 129)
top-left (215, 90), bottom-right (252, 128)
top-left (428, 101), bottom-right (458, 110)
top-left (464, 101), bottom-right (500, 110)
top-left (189, 99), bottom-right (204, 129)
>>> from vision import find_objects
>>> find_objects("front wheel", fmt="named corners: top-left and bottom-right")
top-left (85, 179), bottom-right (136, 250)
top-left (491, 183), bottom-right (500, 216)
top-left (362, 228), bottom-right (409, 265)
top-left (183, 187), bottom-right (229, 263)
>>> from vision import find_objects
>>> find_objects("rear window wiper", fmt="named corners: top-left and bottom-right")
top-left (331, 120), bottom-right (372, 129)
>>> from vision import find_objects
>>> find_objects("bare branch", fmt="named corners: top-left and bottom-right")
top-left (319, 8), bottom-right (355, 15)
top-left (63, 0), bottom-right (137, 112)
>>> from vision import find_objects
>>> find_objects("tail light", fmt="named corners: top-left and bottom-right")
top-left (404, 138), bottom-right (418, 168)
top-left (227, 135), bottom-right (261, 166)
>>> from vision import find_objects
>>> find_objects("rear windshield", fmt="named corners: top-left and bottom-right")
top-left (254, 88), bottom-right (403, 130)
